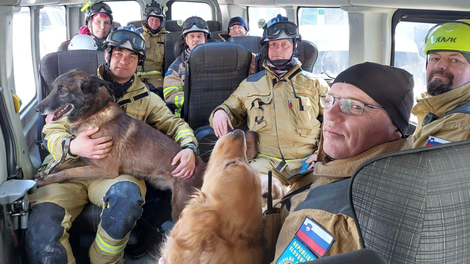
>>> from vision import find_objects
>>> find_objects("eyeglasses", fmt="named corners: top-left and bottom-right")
top-left (182, 17), bottom-right (207, 29)
top-left (266, 21), bottom-right (298, 38)
top-left (90, 2), bottom-right (112, 14)
top-left (229, 25), bottom-right (244, 30)
top-left (319, 93), bottom-right (385, 116)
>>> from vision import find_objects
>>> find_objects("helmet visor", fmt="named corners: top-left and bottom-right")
top-left (91, 2), bottom-right (112, 14)
top-left (266, 22), bottom-right (298, 39)
top-left (145, 6), bottom-right (162, 16)
top-left (109, 30), bottom-right (145, 52)
top-left (183, 17), bottom-right (207, 30)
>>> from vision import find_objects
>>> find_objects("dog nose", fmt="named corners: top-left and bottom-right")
top-left (34, 104), bottom-right (43, 113)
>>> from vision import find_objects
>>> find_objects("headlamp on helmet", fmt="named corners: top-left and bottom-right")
top-left (104, 25), bottom-right (146, 64)
top-left (422, 19), bottom-right (470, 62)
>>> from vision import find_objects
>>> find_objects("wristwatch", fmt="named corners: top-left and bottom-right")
top-left (182, 144), bottom-right (199, 156)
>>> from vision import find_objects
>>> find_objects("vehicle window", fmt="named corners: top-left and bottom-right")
top-left (171, 2), bottom-right (212, 21)
top-left (13, 7), bottom-right (35, 112)
top-left (248, 7), bottom-right (286, 37)
top-left (394, 21), bottom-right (435, 102)
top-left (298, 7), bottom-right (349, 77)
top-left (39, 6), bottom-right (66, 58)
top-left (105, 1), bottom-right (141, 27)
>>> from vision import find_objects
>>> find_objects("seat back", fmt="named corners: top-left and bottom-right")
top-left (127, 20), bottom-right (142, 28)
top-left (182, 42), bottom-right (251, 130)
top-left (164, 32), bottom-right (182, 73)
top-left (165, 20), bottom-right (181, 32)
top-left (350, 140), bottom-right (470, 263)
top-left (39, 50), bottom-right (105, 95)
top-left (296, 40), bottom-right (318, 73)
top-left (228, 35), bottom-right (262, 53)
top-left (207, 20), bottom-right (221, 31)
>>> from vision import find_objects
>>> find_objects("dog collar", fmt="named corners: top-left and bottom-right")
top-left (72, 103), bottom-right (110, 126)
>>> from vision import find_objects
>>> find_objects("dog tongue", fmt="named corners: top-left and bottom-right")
top-left (45, 113), bottom-right (54, 124)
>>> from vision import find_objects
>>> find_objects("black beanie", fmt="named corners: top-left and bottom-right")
top-left (333, 62), bottom-right (414, 137)
top-left (228, 16), bottom-right (248, 32)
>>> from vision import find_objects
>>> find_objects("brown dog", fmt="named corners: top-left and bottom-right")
top-left (34, 69), bottom-right (205, 221)
top-left (159, 130), bottom-right (263, 264)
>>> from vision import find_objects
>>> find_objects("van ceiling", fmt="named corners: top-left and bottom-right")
top-left (4, 0), bottom-right (470, 12)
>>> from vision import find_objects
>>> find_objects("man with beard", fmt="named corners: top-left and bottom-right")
top-left (412, 20), bottom-right (470, 147)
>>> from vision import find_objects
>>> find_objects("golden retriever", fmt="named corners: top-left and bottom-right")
top-left (158, 129), bottom-right (263, 264)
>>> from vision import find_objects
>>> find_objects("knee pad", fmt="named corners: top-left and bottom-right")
top-left (26, 203), bottom-right (68, 264)
top-left (101, 181), bottom-right (144, 239)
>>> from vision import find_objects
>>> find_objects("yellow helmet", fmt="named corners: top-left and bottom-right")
top-left (422, 19), bottom-right (470, 57)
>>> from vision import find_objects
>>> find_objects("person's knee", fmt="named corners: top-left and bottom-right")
top-left (101, 181), bottom-right (144, 239)
top-left (26, 202), bottom-right (68, 264)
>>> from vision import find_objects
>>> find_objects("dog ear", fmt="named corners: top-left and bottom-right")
top-left (81, 75), bottom-right (112, 94)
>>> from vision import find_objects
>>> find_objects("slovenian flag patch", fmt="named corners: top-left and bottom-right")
top-left (295, 217), bottom-right (334, 257)
top-left (276, 217), bottom-right (334, 264)
top-left (426, 136), bottom-right (451, 146)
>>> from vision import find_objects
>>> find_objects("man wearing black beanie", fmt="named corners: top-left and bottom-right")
top-left (271, 62), bottom-right (415, 263)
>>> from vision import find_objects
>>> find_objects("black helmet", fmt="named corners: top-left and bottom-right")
top-left (103, 25), bottom-right (146, 64)
top-left (85, 2), bottom-right (113, 26)
top-left (260, 14), bottom-right (301, 45)
top-left (181, 16), bottom-right (210, 38)
top-left (143, 1), bottom-right (165, 22)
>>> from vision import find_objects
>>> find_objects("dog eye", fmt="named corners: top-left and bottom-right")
top-left (58, 85), bottom-right (67, 95)
top-left (224, 161), bottom-right (238, 169)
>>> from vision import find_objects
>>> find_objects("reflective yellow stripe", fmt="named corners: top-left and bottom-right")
top-left (174, 96), bottom-right (185, 108)
top-left (137, 70), bottom-right (162, 77)
top-left (175, 129), bottom-right (194, 141)
top-left (95, 233), bottom-right (127, 255)
top-left (257, 153), bottom-right (296, 162)
top-left (47, 132), bottom-right (69, 160)
top-left (175, 109), bottom-right (181, 117)
top-left (163, 86), bottom-right (183, 97)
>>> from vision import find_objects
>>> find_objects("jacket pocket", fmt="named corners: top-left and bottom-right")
top-left (245, 95), bottom-right (272, 133)
top-left (290, 95), bottom-right (318, 136)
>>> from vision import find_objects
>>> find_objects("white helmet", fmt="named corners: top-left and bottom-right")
top-left (68, 34), bottom-right (98, 50)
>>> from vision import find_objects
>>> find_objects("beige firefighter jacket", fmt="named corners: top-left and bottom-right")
top-left (163, 55), bottom-right (186, 116)
top-left (412, 82), bottom-right (470, 148)
top-left (138, 23), bottom-right (166, 74)
top-left (42, 65), bottom-right (197, 166)
top-left (137, 24), bottom-right (167, 88)
top-left (210, 60), bottom-right (329, 161)
top-left (272, 136), bottom-right (413, 261)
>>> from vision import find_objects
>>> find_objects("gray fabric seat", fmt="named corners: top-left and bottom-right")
top-left (228, 35), bottom-right (263, 53)
top-left (350, 140), bottom-right (470, 263)
top-left (182, 42), bottom-right (251, 161)
top-left (296, 40), bottom-right (318, 73)
top-left (127, 20), bottom-right (142, 28)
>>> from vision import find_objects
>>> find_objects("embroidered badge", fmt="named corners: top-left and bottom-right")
top-left (276, 217), bottom-right (334, 264)
top-left (426, 136), bottom-right (451, 146)
top-left (165, 69), bottom-right (172, 76)
top-left (277, 237), bottom-right (316, 264)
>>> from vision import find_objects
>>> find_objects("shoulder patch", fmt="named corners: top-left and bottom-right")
top-left (165, 69), bottom-right (172, 76)
top-left (246, 70), bottom-right (266, 82)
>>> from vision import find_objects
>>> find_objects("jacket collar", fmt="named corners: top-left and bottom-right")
top-left (412, 81), bottom-right (470, 118)
top-left (263, 58), bottom-right (303, 81)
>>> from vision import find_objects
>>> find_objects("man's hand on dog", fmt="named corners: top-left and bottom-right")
top-left (213, 109), bottom-right (233, 137)
top-left (171, 149), bottom-right (196, 179)
top-left (70, 127), bottom-right (113, 159)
